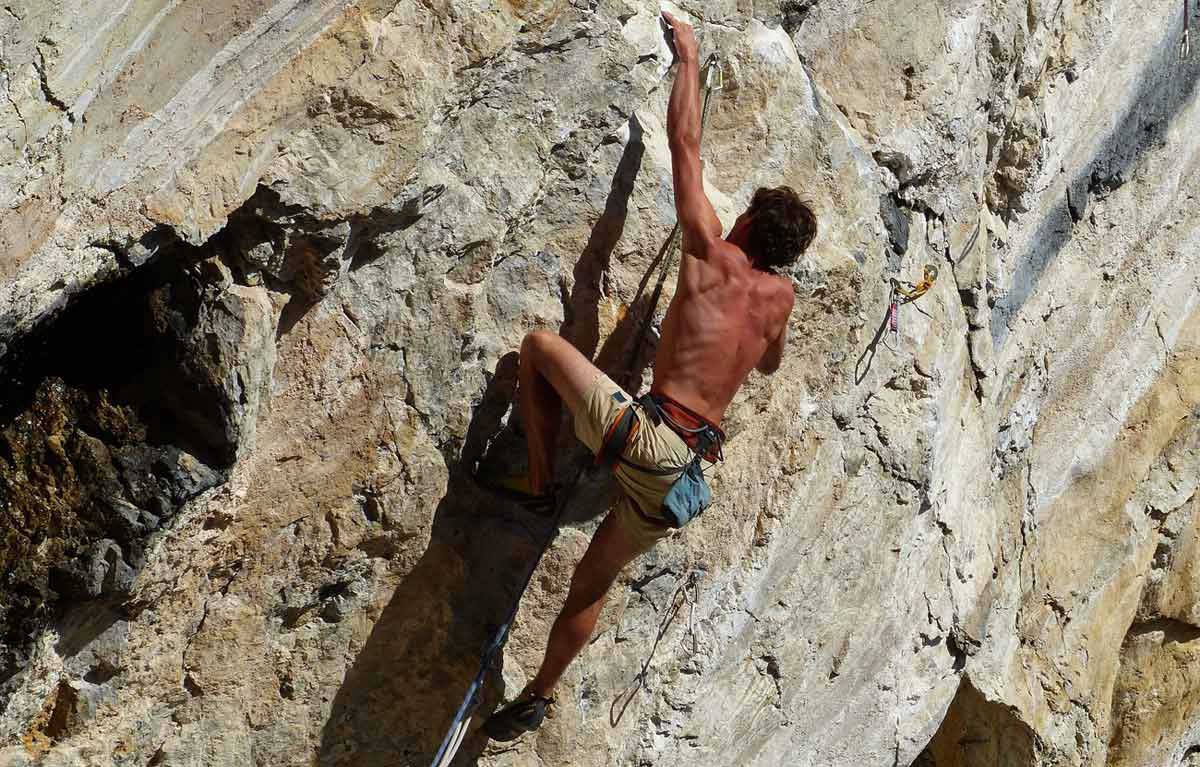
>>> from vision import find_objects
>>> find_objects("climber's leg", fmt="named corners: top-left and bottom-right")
top-left (517, 330), bottom-right (601, 494)
top-left (526, 506), bottom-right (644, 697)
top-left (484, 501), bottom-right (651, 741)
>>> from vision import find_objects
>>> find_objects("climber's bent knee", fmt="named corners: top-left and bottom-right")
top-left (519, 331), bottom-right (601, 416)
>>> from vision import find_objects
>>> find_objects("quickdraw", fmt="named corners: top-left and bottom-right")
top-left (610, 568), bottom-right (704, 726)
top-left (883, 264), bottom-right (939, 352)
top-left (1185, 0), bottom-right (1193, 60)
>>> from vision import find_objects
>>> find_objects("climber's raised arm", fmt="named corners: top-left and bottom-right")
top-left (663, 12), bottom-right (721, 258)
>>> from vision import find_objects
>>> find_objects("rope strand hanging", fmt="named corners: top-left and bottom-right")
top-left (609, 568), bottom-right (704, 726)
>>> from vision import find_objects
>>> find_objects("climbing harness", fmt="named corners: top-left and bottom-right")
top-left (1184, 0), bottom-right (1193, 60)
top-left (595, 391), bottom-right (726, 528)
top-left (884, 264), bottom-right (939, 352)
top-left (598, 392), bottom-right (724, 472)
top-left (644, 392), bottom-right (725, 464)
top-left (596, 401), bottom-right (643, 469)
top-left (620, 52), bottom-right (724, 389)
top-left (610, 568), bottom-right (704, 726)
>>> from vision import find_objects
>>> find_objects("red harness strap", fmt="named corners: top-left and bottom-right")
top-left (648, 390), bottom-right (726, 463)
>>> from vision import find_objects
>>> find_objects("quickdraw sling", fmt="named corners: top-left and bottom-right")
top-left (1185, 0), bottom-right (1193, 60)
top-left (884, 263), bottom-right (939, 352)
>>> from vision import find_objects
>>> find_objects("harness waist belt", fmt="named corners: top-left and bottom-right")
top-left (596, 391), bottom-right (727, 474)
top-left (646, 390), bottom-right (725, 463)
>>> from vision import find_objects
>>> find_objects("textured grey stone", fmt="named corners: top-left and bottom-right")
top-left (0, 1), bottom-right (1197, 767)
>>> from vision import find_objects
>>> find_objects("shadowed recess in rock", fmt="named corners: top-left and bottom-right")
top-left (0, 246), bottom-right (236, 694)
top-left (0, 182), bottom-right (352, 707)
top-left (913, 676), bottom-right (1039, 767)
top-left (1106, 617), bottom-right (1200, 764)
top-left (561, 115), bottom-right (645, 361)
top-left (317, 355), bottom-right (618, 766)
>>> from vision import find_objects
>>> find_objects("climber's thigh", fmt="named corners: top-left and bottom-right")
top-left (521, 330), bottom-right (601, 416)
top-left (563, 511), bottom-right (644, 610)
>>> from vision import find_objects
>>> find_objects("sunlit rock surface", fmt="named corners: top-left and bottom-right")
top-left (0, 1), bottom-right (1198, 765)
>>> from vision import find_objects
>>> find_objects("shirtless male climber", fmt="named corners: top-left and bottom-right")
top-left (482, 12), bottom-right (817, 740)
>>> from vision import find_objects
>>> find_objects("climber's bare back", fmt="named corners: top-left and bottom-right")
top-left (651, 240), bottom-right (794, 426)
top-left (653, 15), bottom-right (796, 426)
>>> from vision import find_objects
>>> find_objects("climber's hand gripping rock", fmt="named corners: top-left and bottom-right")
top-left (661, 11), bottom-right (699, 64)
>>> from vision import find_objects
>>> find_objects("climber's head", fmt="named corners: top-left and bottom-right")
top-left (727, 186), bottom-right (817, 272)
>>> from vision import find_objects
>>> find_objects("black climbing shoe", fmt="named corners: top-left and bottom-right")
top-left (474, 472), bottom-right (558, 517)
top-left (483, 691), bottom-right (555, 742)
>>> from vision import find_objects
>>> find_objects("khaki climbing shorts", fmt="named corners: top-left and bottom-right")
top-left (573, 372), bottom-right (692, 554)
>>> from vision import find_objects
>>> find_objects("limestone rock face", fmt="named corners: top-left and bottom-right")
top-left (0, 1), bottom-right (1198, 766)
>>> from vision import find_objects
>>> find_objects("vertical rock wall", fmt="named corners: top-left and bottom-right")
top-left (0, 1), bottom-right (1197, 766)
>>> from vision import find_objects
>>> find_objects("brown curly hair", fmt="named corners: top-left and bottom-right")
top-left (745, 186), bottom-right (817, 272)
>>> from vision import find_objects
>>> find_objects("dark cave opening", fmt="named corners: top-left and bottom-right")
top-left (0, 182), bottom-right (364, 702)
top-left (0, 235), bottom-right (229, 466)
top-left (0, 233), bottom-right (240, 691)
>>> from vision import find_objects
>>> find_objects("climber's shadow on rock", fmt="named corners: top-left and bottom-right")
top-left (561, 116), bottom-right (643, 362)
top-left (317, 354), bottom-right (539, 767)
top-left (318, 115), bottom-right (667, 767)
top-left (563, 114), bottom-right (675, 392)
top-left (316, 355), bottom-right (611, 767)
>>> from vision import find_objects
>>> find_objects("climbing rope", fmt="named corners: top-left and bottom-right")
top-left (610, 568), bottom-right (704, 726)
top-left (620, 52), bottom-right (724, 388)
top-left (883, 264), bottom-right (939, 353)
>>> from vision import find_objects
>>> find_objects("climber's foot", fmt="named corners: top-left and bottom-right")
top-left (474, 471), bottom-right (557, 517)
top-left (483, 690), bottom-right (555, 742)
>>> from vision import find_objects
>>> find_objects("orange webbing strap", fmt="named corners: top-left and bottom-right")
top-left (596, 406), bottom-right (640, 468)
